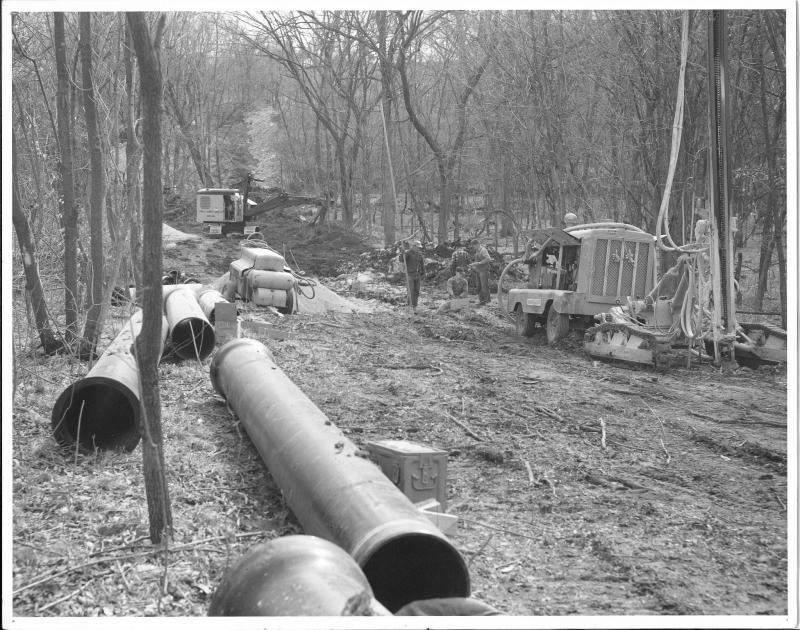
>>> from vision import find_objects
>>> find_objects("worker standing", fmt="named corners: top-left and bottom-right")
top-left (402, 240), bottom-right (425, 313)
top-left (469, 238), bottom-right (492, 306)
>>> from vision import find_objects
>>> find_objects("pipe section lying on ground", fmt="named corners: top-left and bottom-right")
top-left (208, 535), bottom-right (391, 616)
top-left (51, 310), bottom-right (168, 451)
top-left (196, 287), bottom-right (233, 324)
top-left (210, 338), bottom-right (470, 612)
top-left (164, 288), bottom-right (215, 360)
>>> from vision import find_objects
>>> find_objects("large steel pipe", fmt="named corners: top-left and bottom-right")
top-left (165, 288), bottom-right (215, 360)
top-left (51, 310), bottom-right (168, 451)
top-left (208, 535), bottom-right (390, 616)
top-left (196, 287), bottom-right (233, 324)
top-left (210, 338), bottom-right (470, 612)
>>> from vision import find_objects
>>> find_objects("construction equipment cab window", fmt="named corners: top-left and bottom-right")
top-left (532, 244), bottom-right (579, 291)
top-left (223, 195), bottom-right (234, 221)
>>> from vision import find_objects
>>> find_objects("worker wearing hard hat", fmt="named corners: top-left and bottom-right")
top-left (564, 212), bottom-right (579, 228)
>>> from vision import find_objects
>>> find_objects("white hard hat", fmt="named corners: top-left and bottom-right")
top-left (564, 213), bottom-right (578, 226)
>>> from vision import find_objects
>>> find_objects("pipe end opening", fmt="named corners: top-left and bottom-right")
top-left (51, 380), bottom-right (140, 452)
top-left (361, 533), bottom-right (470, 613)
top-left (171, 318), bottom-right (215, 360)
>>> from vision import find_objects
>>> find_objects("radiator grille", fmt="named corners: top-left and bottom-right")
top-left (591, 239), bottom-right (608, 295)
top-left (634, 243), bottom-right (650, 296)
top-left (591, 238), bottom-right (650, 298)
top-left (199, 195), bottom-right (211, 210)
top-left (606, 240), bottom-right (622, 296)
top-left (621, 243), bottom-right (635, 296)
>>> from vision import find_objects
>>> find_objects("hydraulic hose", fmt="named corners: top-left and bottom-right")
top-left (565, 222), bottom-right (645, 233)
top-left (496, 257), bottom-right (523, 314)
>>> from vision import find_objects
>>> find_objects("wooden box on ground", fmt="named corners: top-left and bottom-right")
top-left (214, 302), bottom-right (239, 345)
top-left (366, 439), bottom-right (448, 509)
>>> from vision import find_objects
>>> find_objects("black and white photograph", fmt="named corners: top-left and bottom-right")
top-left (3, 4), bottom-right (796, 627)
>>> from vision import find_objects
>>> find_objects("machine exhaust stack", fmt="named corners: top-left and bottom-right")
top-left (165, 288), bottom-right (215, 360)
top-left (51, 310), bottom-right (168, 452)
top-left (209, 338), bottom-right (470, 612)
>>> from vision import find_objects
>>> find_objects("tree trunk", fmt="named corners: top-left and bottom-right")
top-left (79, 13), bottom-right (106, 359)
top-left (54, 12), bottom-right (79, 345)
top-left (437, 165), bottom-right (450, 243)
top-left (378, 13), bottom-right (396, 246)
top-left (128, 11), bottom-right (173, 545)
top-left (12, 132), bottom-right (63, 355)
top-left (336, 140), bottom-right (353, 228)
top-left (124, 23), bottom-right (143, 289)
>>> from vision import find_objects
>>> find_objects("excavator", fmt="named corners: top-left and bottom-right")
top-left (196, 175), bottom-right (325, 238)
top-left (583, 11), bottom-right (786, 368)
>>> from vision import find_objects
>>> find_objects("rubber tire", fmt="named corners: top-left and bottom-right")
top-left (515, 306), bottom-right (537, 337)
top-left (546, 306), bottom-right (570, 344)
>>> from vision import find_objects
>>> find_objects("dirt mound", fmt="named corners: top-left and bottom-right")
top-left (165, 196), bottom-right (371, 278)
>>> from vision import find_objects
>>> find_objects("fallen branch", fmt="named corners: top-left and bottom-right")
top-left (458, 516), bottom-right (540, 541)
top-left (770, 488), bottom-right (786, 511)
top-left (542, 473), bottom-right (557, 497)
top-left (384, 364), bottom-right (443, 375)
top-left (444, 412), bottom-right (485, 441)
top-left (38, 582), bottom-right (90, 613)
top-left (644, 402), bottom-right (672, 463)
top-left (600, 417), bottom-right (607, 450)
top-left (687, 410), bottom-right (786, 429)
top-left (467, 532), bottom-right (495, 568)
top-left (533, 405), bottom-right (563, 422)
top-left (523, 460), bottom-right (534, 485)
top-left (605, 474), bottom-right (649, 491)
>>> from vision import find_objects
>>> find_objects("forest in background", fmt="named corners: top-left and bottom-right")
top-left (9, 9), bottom-right (788, 358)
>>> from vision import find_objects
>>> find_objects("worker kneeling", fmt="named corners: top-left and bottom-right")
top-left (437, 267), bottom-right (470, 314)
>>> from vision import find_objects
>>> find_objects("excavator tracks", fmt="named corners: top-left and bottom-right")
top-left (584, 322), bottom-right (676, 368)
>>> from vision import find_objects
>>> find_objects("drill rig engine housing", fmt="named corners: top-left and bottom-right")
top-left (508, 224), bottom-right (658, 344)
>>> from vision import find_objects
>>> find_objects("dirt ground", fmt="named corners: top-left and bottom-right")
top-left (10, 209), bottom-right (791, 622)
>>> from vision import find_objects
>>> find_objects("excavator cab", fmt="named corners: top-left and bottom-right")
top-left (196, 188), bottom-right (244, 236)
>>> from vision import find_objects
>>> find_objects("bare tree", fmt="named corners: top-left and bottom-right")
top-left (128, 10), bottom-right (173, 545)
top-left (240, 11), bottom-right (379, 229)
top-left (54, 12), bottom-right (79, 345)
top-left (396, 11), bottom-right (495, 243)
top-left (78, 12), bottom-right (106, 359)
top-left (124, 22), bottom-right (143, 288)
top-left (12, 131), bottom-right (64, 355)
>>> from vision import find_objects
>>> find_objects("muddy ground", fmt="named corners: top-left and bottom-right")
top-left (11, 209), bottom-right (790, 621)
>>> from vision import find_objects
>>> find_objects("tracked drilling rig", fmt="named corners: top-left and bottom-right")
top-left (583, 11), bottom-right (787, 368)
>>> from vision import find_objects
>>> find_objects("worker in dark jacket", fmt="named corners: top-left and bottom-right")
top-left (402, 240), bottom-right (425, 312)
top-left (469, 238), bottom-right (492, 305)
